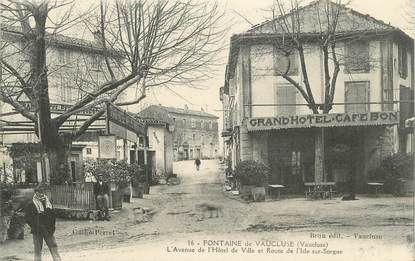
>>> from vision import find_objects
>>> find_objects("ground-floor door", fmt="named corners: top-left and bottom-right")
top-left (268, 129), bottom-right (314, 193)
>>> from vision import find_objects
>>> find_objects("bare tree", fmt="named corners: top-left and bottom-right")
top-left (0, 0), bottom-right (224, 184)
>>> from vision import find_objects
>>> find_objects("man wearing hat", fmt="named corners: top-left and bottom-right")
top-left (93, 174), bottom-right (110, 221)
top-left (24, 184), bottom-right (61, 261)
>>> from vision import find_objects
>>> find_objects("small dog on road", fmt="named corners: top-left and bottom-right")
top-left (195, 203), bottom-right (223, 220)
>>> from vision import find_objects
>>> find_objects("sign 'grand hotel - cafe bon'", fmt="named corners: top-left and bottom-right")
top-left (247, 111), bottom-right (399, 131)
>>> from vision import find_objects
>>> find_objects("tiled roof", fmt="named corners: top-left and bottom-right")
top-left (136, 117), bottom-right (168, 126)
top-left (1, 24), bottom-right (121, 56)
top-left (138, 105), bottom-right (218, 120)
top-left (224, 0), bottom-right (413, 89)
top-left (248, 0), bottom-right (397, 34)
top-left (160, 105), bottom-right (219, 119)
top-left (136, 106), bottom-right (175, 124)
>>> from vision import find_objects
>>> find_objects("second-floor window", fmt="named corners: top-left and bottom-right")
top-left (382, 86), bottom-right (393, 111)
top-left (182, 119), bottom-right (186, 127)
top-left (345, 81), bottom-right (369, 113)
top-left (276, 85), bottom-right (297, 115)
top-left (344, 41), bottom-right (370, 73)
top-left (58, 50), bottom-right (65, 64)
top-left (92, 55), bottom-right (102, 70)
top-left (273, 48), bottom-right (299, 76)
top-left (398, 44), bottom-right (408, 79)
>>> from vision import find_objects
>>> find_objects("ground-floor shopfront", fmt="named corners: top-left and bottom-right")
top-left (250, 126), bottom-right (397, 193)
top-left (227, 111), bottom-right (407, 194)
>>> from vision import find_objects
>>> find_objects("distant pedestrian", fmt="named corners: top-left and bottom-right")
top-left (94, 174), bottom-right (110, 221)
top-left (24, 184), bottom-right (61, 261)
top-left (195, 158), bottom-right (201, 171)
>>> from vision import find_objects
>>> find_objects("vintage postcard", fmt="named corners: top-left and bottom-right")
top-left (0, 0), bottom-right (414, 260)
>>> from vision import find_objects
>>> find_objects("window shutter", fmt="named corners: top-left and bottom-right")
top-left (345, 81), bottom-right (369, 112)
top-left (345, 41), bottom-right (370, 73)
top-left (276, 85), bottom-right (297, 115)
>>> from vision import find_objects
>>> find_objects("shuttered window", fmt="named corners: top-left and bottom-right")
top-left (345, 81), bottom-right (369, 112)
top-left (383, 87), bottom-right (393, 111)
top-left (344, 41), bottom-right (370, 73)
top-left (398, 44), bottom-right (408, 79)
top-left (276, 85), bottom-right (297, 115)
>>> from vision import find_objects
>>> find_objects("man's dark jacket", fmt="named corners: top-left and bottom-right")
top-left (94, 182), bottom-right (109, 196)
top-left (24, 201), bottom-right (56, 235)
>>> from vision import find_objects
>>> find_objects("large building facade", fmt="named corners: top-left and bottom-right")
top-left (0, 26), bottom-right (117, 183)
top-left (0, 26), bottom-right (167, 183)
top-left (221, 0), bottom-right (414, 193)
top-left (138, 105), bottom-right (219, 161)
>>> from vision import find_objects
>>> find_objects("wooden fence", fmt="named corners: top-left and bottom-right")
top-left (46, 183), bottom-right (96, 210)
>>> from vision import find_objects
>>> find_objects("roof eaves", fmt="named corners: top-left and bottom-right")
top-left (1, 24), bottom-right (123, 57)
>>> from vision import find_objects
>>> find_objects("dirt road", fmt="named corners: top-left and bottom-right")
top-left (0, 160), bottom-right (413, 261)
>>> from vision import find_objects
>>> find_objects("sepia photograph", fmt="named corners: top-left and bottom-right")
top-left (0, 0), bottom-right (414, 260)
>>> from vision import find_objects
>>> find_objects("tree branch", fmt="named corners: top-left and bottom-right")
top-left (0, 93), bottom-right (36, 122)
top-left (71, 109), bottom-right (105, 140)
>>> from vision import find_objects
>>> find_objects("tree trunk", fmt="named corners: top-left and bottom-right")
top-left (314, 128), bottom-right (325, 183)
top-left (47, 137), bottom-right (71, 185)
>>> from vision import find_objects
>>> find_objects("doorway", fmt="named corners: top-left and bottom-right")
top-left (268, 129), bottom-right (314, 193)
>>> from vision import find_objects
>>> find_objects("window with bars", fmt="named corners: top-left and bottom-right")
top-left (275, 85), bottom-right (297, 115)
top-left (344, 41), bottom-right (370, 73)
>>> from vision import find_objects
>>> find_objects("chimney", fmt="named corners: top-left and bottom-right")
top-left (184, 104), bottom-right (189, 111)
top-left (201, 107), bottom-right (204, 112)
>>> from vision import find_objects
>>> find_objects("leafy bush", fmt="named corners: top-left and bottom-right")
top-left (234, 160), bottom-right (270, 186)
top-left (368, 152), bottom-right (413, 193)
top-left (131, 164), bottom-right (147, 186)
top-left (84, 160), bottom-right (145, 188)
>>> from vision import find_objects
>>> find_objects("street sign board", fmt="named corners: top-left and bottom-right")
top-left (98, 135), bottom-right (117, 159)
